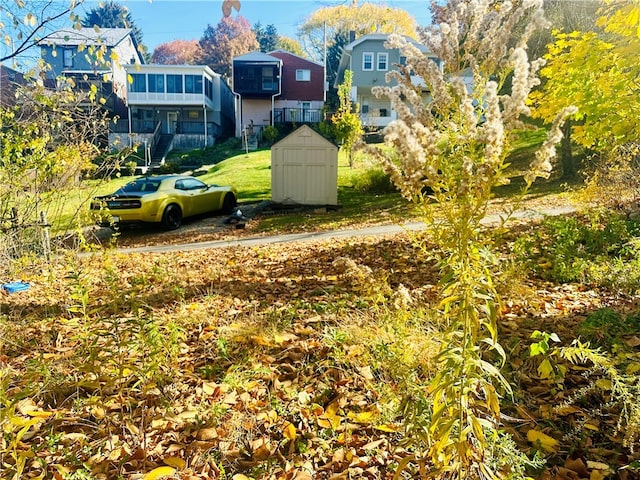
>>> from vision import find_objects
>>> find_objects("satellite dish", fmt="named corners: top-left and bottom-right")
top-left (222, 0), bottom-right (241, 17)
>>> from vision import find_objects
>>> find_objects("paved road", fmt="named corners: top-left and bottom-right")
top-left (111, 205), bottom-right (575, 254)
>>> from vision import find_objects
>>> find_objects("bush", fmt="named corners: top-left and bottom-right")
top-left (514, 211), bottom-right (640, 289)
top-left (125, 160), bottom-right (137, 176)
top-left (261, 125), bottom-right (279, 145)
top-left (351, 167), bottom-right (398, 194)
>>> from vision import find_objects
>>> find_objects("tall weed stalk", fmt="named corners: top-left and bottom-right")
top-left (363, 0), bottom-right (574, 476)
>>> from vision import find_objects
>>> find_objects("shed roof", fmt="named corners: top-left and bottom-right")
top-left (272, 125), bottom-right (337, 149)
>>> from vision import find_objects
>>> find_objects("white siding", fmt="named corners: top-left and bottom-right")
top-left (271, 125), bottom-right (338, 205)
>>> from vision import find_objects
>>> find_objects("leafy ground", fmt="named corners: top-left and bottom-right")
top-left (2, 207), bottom-right (640, 479)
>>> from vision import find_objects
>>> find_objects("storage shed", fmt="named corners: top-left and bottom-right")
top-left (271, 125), bottom-right (338, 206)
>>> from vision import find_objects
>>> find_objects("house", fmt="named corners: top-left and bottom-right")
top-left (0, 65), bottom-right (26, 107)
top-left (334, 33), bottom-right (439, 129)
top-left (232, 50), bottom-right (325, 143)
top-left (110, 63), bottom-right (235, 164)
top-left (268, 50), bottom-right (325, 126)
top-left (39, 27), bottom-right (143, 117)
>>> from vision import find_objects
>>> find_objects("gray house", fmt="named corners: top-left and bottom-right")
top-left (40, 28), bottom-right (143, 117)
top-left (334, 33), bottom-right (438, 129)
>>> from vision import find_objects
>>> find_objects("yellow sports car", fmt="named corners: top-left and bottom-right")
top-left (91, 175), bottom-right (237, 230)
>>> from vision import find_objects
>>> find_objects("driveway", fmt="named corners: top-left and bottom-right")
top-left (102, 204), bottom-right (575, 254)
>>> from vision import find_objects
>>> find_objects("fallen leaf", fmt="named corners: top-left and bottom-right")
top-left (527, 429), bottom-right (559, 452)
top-left (163, 456), bottom-right (186, 469)
top-left (283, 422), bottom-right (297, 441)
top-left (142, 466), bottom-right (176, 480)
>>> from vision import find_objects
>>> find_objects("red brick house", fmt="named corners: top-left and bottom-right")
top-left (232, 50), bottom-right (325, 139)
top-left (269, 50), bottom-right (325, 125)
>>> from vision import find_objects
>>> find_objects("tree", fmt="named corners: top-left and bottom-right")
top-left (82, 1), bottom-right (149, 61)
top-left (275, 36), bottom-right (304, 57)
top-left (297, 2), bottom-right (418, 63)
top-left (527, 0), bottom-right (600, 58)
top-left (0, 0), bottom-right (82, 65)
top-left (530, 0), bottom-right (640, 177)
top-left (151, 39), bottom-right (201, 65)
top-left (0, 81), bottom-right (118, 264)
top-left (364, 0), bottom-right (574, 476)
top-left (198, 16), bottom-right (258, 80)
top-left (253, 22), bottom-right (278, 52)
top-left (332, 70), bottom-right (363, 167)
top-left (325, 31), bottom-right (350, 110)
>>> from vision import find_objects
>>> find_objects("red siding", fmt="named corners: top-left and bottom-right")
top-left (269, 51), bottom-right (324, 102)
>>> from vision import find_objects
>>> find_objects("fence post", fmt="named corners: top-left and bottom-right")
top-left (40, 211), bottom-right (51, 261)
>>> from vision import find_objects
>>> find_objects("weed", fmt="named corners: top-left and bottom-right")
top-left (514, 212), bottom-right (640, 290)
top-left (350, 166), bottom-right (398, 194)
top-left (578, 308), bottom-right (640, 347)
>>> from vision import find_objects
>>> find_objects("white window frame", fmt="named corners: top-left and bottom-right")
top-left (377, 52), bottom-right (388, 71)
top-left (362, 52), bottom-right (374, 71)
top-left (63, 49), bottom-right (73, 68)
top-left (295, 69), bottom-right (311, 81)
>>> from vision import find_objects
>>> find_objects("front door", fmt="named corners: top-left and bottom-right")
top-left (167, 112), bottom-right (178, 134)
top-left (301, 102), bottom-right (311, 122)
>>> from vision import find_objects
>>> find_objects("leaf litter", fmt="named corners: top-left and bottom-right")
top-left (1, 231), bottom-right (639, 479)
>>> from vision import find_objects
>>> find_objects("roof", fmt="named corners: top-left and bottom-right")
top-left (124, 63), bottom-right (218, 77)
top-left (233, 51), bottom-right (281, 64)
top-left (40, 27), bottom-right (134, 47)
top-left (342, 33), bottom-right (429, 55)
top-left (268, 50), bottom-right (324, 68)
top-left (272, 125), bottom-right (338, 149)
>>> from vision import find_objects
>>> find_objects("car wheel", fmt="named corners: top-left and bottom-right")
top-left (222, 192), bottom-right (237, 214)
top-left (161, 204), bottom-right (182, 230)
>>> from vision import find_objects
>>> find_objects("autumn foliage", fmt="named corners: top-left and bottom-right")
top-left (151, 39), bottom-right (202, 65)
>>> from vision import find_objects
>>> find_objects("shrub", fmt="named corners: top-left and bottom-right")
top-left (125, 160), bottom-right (137, 176)
top-left (351, 167), bottom-right (398, 194)
top-left (261, 125), bottom-right (279, 145)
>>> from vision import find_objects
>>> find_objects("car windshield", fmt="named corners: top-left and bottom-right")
top-left (119, 179), bottom-right (161, 193)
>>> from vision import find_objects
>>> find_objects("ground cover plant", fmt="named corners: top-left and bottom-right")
top-left (2, 216), bottom-right (640, 479)
top-left (3, 2), bottom-right (640, 479)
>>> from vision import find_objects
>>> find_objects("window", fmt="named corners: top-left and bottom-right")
top-left (361, 105), bottom-right (369, 114)
top-left (379, 108), bottom-right (388, 117)
top-left (130, 73), bottom-right (146, 92)
top-left (377, 53), bottom-right (388, 71)
top-left (205, 78), bottom-right (213, 99)
top-left (175, 178), bottom-right (206, 191)
top-left (185, 75), bottom-right (203, 93)
top-left (262, 66), bottom-right (276, 90)
top-left (148, 74), bottom-right (165, 93)
top-left (362, 52), bottom-right (373, 71)
top-left (63, 49), bottom-right (73, 68)
top-left (295, 69), bottom-right (310, 81)
top-left (166, 74), bottom-right (183, 93)
top-left (399, 56), bottom-right (407, 66)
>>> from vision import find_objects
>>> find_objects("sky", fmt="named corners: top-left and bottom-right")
top-left (79, 0), bottom-right (434, 53)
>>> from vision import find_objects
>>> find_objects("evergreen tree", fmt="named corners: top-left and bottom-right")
top-left (82, 1), bottom-right (149, 61)
top-left (253, 22), bottom-right (279, 53)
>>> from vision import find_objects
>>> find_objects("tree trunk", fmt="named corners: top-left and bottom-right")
top-left (561, 119), bottom-right (576, 179)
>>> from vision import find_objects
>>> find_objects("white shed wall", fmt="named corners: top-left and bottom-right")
top-left (271, 126), bottom-right (338, 206)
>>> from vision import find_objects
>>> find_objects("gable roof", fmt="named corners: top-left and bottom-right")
top-left (40, 27), bottom-right (134, 48)
top-left (272, 124), bottom-right (337, 149)
top-left (268, 50), bottom-right (324, 68)
top-left (342, 33), bottom-right (427, 53)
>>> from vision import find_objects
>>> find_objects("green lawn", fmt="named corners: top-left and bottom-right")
top-left (50, 128), bottom-right (566, 235)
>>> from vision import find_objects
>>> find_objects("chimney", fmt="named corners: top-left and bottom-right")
top-left (349, 30), bottom-right (356, 43)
